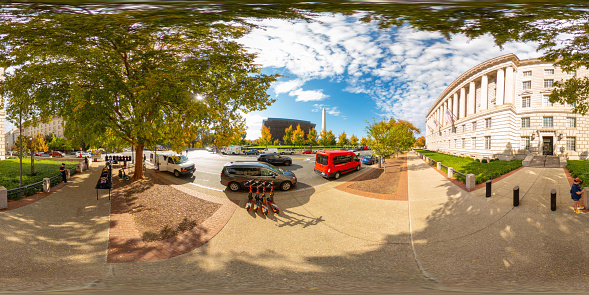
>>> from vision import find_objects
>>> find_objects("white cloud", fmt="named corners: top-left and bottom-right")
top-left (311, 103), bottom-right (344, 119)
top-left (241, 112), bottom-right (266, 141)
top-left (239, 13), bottom-right (540, 137)
top-left (289, 88), bottom-right (329, 102)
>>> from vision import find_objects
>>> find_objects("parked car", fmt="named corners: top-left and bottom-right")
top-left (302, 149), bottom-right (313, 154)
top-left (34, 152), bottom-right (44, 156)
top-left (243, 149), bottom-right (260, 155)
top-left (361, 154), bottom-right (378, 165)
top-left (48, 151), bottom-right (65, 157)
top-left (314, 150), bottom-right (361, 179)
top-left (220, 161), bottom-right (297, 191)
top-left (257, 153), bottom-right (292, 166)
top-left (280, 148), bottom-right (295, 155)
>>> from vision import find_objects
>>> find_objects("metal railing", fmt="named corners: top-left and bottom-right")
top-left (6, 167), bottom-right (77, 200)
top-left (415, 150), bottom-right (467, 180)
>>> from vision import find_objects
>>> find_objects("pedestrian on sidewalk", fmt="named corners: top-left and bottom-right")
top-left (571, 178), bottom-right (584, 213)
top-left (60, 163), bottom-right (68, 184)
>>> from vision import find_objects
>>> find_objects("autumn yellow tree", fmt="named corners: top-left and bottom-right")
top-left (292, 124), bottom-right (305, 148)
top-left (283, 125), bottom-right (294, 145)
top-left (307, 127), bottom-right (318, 146)
top-left (337, 131), bottom-right (348, 147)
top-left (349, 134), bottom-right (359, 146)
top-left (260, 125), bottom-right (272, 148)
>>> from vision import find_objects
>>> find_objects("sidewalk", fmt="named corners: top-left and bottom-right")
top-left (0, 165), bottom-right (111, 292)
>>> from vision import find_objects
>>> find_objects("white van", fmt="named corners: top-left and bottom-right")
top-left (155, 154), bottom-right (196, 177)
top-left (222, 145), bottom-right (242, 155)
top-left (263, 148), bottom-right (279, 154)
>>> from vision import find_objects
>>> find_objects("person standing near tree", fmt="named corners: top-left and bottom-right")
top-left (59, 163), bottom-right (67, 184)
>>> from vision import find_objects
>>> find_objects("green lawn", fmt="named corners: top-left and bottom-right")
top-left (414, 149), bottom-right (522, 184)
top-left (566, 160), bottom-right (589, 185)
top-left (0, 158), bottom-right (78, 192)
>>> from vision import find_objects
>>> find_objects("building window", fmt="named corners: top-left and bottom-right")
top-left (522, 81), bottom-right (532, 90)
top-left (521, 136), bottom-right (530, 150)
top-left (485, 118), bottom-right (492, 129)
top-left (544, 69), bottom-right (554, 75)
top-left (484, 136), bottom-right (491, 150)
top-left (523, 71), bottom-right (532, 77)
top-left (567, 117), bottom-right (577, 128)
top-left (462, 138), bottom-right (465, 149)
top-left (471, 137), bottom-right (476, 149)
top-left (472, 121), bottom-right (476, 131)
top-left (565, 101), bottom-right (577, 108)
top-left (454, 139), bottom-right (457, 148)
top-left (522, 96), bottom-right (531, 108)
top-left (522, 117), bottom-right (530, 128)
top-left (568, 70), bottom-right (576, 76)
top-left (543, 116), bottom-right (553, 128)
top-left (566, 137), bottom-right (576, 151)
top-left (462, 124), bottom-right (466, 133)
top-left (543, 95), bottom-right (554, 107)
top-left (544, 79), bottom-right (554, 88)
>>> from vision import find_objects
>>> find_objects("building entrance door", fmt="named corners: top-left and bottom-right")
top-left (542, 137), bottom-right (554, 155)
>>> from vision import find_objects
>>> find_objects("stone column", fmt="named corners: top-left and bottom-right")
top-left (496, 68), bottom-right (505, 106)
top-left (453, 93), bottom-right (459, 120)
top-left (466, 174), bottom-right (476, 190)
top-left (468, 81), bottom-right (476, 115)
top-left (460, 87), bottom-right (466, 118)
top-left (480, 74), bottom-right (488, 111)
top-left (0, 186), bottom-right (6, 209)
top-left (441, 103), bottom-right (446, 126)
top-left (505, 66), bottom-right (514, 105)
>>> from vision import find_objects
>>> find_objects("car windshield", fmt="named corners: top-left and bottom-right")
top-left (363, 155), bottom-right (371, 159)
top-left (266, 163), bottom-right (283, 174)
top-left (170, 155), bottom-right (189, 164)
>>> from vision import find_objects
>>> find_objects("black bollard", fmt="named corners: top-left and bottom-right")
top-left (486, 180), bottom-right (492, 198)
top-left (513, 186), bottom-right (519, 207)
top-left (551, 189), bottom-right (557, 211)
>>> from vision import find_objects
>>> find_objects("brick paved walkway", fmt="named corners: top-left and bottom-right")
top-left (334, 155), bottom-right (409, 201)
top-left (107, 171), bottom-right (236, 263)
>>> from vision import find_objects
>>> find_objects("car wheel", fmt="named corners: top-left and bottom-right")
top-left (174, 170), bottom-right (180, 177)
top-left (334, 172), bottom-right (341, 179)
top-left (285, 161), bottom-right (291, 166)
top-left (228, 182), bottom-right (241, 192)
top-left (356, 165), bottom-right (360, 171)
top-left (281, 181), bottom-right (292, 191)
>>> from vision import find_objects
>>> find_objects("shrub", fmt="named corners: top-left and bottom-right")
top-left (482, 159), bottom-right (488, 163)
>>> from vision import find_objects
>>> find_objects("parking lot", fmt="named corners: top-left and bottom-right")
top-left (116, 149), bottom-right (375, 193)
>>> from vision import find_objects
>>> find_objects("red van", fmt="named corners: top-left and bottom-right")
top-left (314, 150), bottom-right (361, 179)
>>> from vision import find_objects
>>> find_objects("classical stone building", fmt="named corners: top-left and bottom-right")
top-left (426, 54), bottom-right (588, 160)
top-left (262, 118), bottom-right (316, 144)
top-left (5, 117), bottom-right (66, 151)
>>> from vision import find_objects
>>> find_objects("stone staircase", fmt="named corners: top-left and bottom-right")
top-left (523, 155), bottom-right (566, 168)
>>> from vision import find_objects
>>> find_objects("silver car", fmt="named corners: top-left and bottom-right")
top-left (220, 161), bottom-right (297, 191)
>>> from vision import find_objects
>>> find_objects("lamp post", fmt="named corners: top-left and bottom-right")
top-left (19, 111), bottom-right (23, 196)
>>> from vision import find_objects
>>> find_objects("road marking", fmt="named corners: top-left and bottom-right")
top-left (189, 182), bottom-right (224, 192)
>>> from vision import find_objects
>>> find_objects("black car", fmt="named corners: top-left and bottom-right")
top-left (257, 153), bottom-right (292, 166)
top-left (220, 161), bottom-right (297, 191)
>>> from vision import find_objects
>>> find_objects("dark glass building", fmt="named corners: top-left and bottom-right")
top-left (262, 118), bottom-right (316, 143)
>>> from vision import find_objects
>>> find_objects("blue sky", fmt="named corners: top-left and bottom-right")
top-left (4, 11), bottom-right (542, 141)
top-left (238, 12), bottom-right (541, 140)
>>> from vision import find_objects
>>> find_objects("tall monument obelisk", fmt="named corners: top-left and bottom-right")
top-left (321, 108), bottom-right (326, 133)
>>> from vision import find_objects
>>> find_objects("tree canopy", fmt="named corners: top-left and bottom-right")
top-left (0, 4), bottom-right (287, 179)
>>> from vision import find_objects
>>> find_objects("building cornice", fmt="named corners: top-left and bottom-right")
top-left (426, 54), bottom-right (554, 117)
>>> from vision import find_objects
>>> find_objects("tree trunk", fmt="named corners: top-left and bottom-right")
top-left (132, 144), bottom-right (144, 180)
top-left (30, 150), bottom-right (35, 176)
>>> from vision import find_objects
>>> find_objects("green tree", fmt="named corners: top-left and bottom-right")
top-left (318, 130), bottom-right (328, 147)
top-left (261, 125), bottom-right (272, 148)
top-left (28, 132), bottom-right (49, 176)
top-left (365, 118), bottom-right (420, 166)
top-left (0, 7), bottom-right (280, 180)
top-left (326, 130), bottom-right (336, 146)
top-left (273, 139), bottom-right (280, 146)
top-left (283, 125), bottom-right (294, 145)
top-left (307, 127), bottom-right (318, 146)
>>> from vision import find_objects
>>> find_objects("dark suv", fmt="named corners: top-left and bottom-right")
top-left (220, 161), bottom-right (297, 191)
top-left (257, 153), bottom-right (292, 166)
